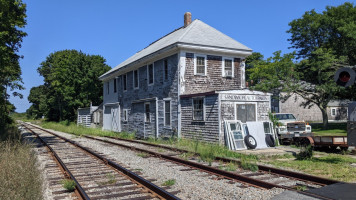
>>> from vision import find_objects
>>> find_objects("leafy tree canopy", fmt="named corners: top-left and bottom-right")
top-left (288, 2), bottom-right (356, 65)
top-left (0, 0), bottom-right (27, 128)
top-left (28, 50), bottom-right (111, 121)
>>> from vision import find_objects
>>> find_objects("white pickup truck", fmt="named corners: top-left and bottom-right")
top-left (273, 113), bottom-right (312, 144)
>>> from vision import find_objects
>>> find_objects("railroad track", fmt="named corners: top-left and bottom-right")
top-left (24, 123), bottom-right (339, 200)
top-left (22, 123), bottom-right (180, 200)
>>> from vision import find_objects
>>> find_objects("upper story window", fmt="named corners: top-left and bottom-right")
top-left (194, 55), bottom-right (207, 75)
top-left (106, 82), bottom-right (109, 94)
top-left (114, 78), bottom-right (117, 93)
top-left (164, 60), bottom-right (168, 80)
top-left (192, 97), bottom-right (205, 121)
top-left (133, 70), bottom-right (139, 89)
top-left (223, 58), bottom-right (234, 77)
top-left (123, 74), bottom-right (127, 91)
top-left (148, 64), bottom-right (154, 85)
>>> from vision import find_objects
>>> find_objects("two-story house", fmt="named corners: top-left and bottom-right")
top-left (99, 13), bottom-right (271, 144)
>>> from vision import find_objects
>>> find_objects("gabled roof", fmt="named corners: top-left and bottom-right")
top-left (100, 19), bottom-right (252, 80)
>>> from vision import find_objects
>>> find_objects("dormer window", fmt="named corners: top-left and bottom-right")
top-left (223, 58), bottom-right (234, 77)
top-left (194, 55), bottom-right (206, 75)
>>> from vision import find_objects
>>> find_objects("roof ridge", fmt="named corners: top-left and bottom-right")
top-left (177, 19), bottom-right (198, 42)
top-left (136, 26), bottom-right (184, 54)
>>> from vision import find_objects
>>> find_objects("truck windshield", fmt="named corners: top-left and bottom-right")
top-left (274, 114), bottom-right (296, 120)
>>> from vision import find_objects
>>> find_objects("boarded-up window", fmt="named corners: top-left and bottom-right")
top-left (148, 64), bottom-right (154, 85)
top-left (236, 104), bottom-right (256, 123)
top-left (145, 103), bottom-right (150, 122)
top-left (133, 70), bottom-right (139, 88)
top-left (195, 56), bottom-right (205, 75)
top-left (165, 101), bottom-right (171, 126)
top-left (193, 98), bottom-right (204, 121)
top-left (123, 109), bottom-right (128, 122)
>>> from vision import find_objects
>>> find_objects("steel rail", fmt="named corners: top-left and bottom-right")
top-left (24, 123), bottom-right (180, 200)
top-left (22, 124), bottom-right (90, 200)
top-left (103, 136), bottom-right (340, 185)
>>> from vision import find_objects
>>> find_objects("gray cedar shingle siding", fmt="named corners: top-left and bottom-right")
top-left (183, 53), bottom-right (242, 95)
top-left (181, 94), bottom-right (220, 143)
top-left (118, 54), bottom-right (179, 138)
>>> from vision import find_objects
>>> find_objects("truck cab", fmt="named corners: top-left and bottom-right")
top-left (273, 113), bottom-right (312, 143)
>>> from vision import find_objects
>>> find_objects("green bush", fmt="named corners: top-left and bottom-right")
top-left (296, 145), bottom-right (314, 160)
top-left (61, 179), bottom-right (76, 191)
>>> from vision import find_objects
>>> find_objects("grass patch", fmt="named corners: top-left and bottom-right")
top-left (162, 179), bottom-right (176, 186)
top-left (61, 179), bottom-right (76, 191)
top-left (0, 125), bottom-right (43, 200)
top-left (296, 145), bottom-right (314, 160)
top-left (311, 122), bottom-right (347, 136)
top-left (97, 173), bottom-right (117, 186)
top-left (262, 153), bottom-right (356, 182)
top-left (38, 121), bottom-right (135, 139)
top-left (137, 152), bottom-right (149, 158)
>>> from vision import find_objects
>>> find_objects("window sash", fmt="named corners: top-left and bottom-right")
top-left (148, 64), bottom-right (154, 84)
top-left (196, 56), bottom-right (205, 75)
top-left (193, 98), bottom-right (204, 121)
top-left (133, 70), bottom-right (139, 88)
top-left (164, 60), bottom-right (168, 80)
top-left (123, 74), bottom-right (127, 91)
top-left (114, 78), bottom-right (117, 93)
top-left (145, 103), bottom-right (150, 122)
top-left (165, 101), bottom-right (171, 126)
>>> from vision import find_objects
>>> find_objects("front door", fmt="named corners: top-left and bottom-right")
top-left (236, 104), bottom-right (256, 123)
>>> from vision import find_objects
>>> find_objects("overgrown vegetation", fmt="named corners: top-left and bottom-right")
top-left (61, 179), bottom-right (76, 192)
top-left (296, 145), bottom-right (314, 160)
top-left (0, 125), bottom-right (43, 200)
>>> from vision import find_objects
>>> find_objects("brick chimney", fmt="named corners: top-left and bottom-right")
top-left (184, 12), bottom-right (192, 27)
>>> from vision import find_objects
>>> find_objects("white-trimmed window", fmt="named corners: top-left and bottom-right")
top-left (147, 64), bottom-right (154, 85)
top-left (331, 108), bottom-right (336, 116)
top-left (123, 74), bottom-right (127, 91)
top-left (194, 54), bottom-right (207, 75)
top-left (223, 57), bottom-right (234, 77)
top-left (123, 109), bottom-right (129, 122)
top-left (145, 102), bottom-right (150, 122)
top-left (164, 59), bottom-right (168, 80)
top-left (192, 97), bottom-right (205, 121)
top-left (164, 100), bottom-right (171, 126)
top-left (133, 70), bottom-right (139, 89)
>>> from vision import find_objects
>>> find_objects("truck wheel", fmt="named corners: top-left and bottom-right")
top-left (265, 134), bottom-right (276, 147)
top-left (244, 135), bottom-right (257, 149)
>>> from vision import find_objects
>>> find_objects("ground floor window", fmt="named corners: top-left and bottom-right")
top-left (145, 103), bottom-right (150, 122)
top-left (164, 101), bottom-right (171, 126)
top-left (236, 104), bottom-right (256, 123)
top-left (123, 109), bottom-right (128, 122)
top-left (193, 97), bottom-right (204, 121)
top-left (331, 108), bottom-right (336, 116)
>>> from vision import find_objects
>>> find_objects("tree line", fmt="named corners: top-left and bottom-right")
top-left (246, 2), bottom-right (356, 128)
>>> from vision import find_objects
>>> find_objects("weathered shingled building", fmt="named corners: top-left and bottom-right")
top-left (99, 13), bottom-right (271, 144)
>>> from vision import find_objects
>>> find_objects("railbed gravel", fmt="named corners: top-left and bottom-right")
top-left (35, 126), bottom-right (286, 200)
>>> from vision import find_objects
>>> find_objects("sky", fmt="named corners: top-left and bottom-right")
top-left (9, 0), bottom-right (355, 113)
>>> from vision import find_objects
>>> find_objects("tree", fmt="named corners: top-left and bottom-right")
top-left (288, 2), bottom-right (356, 65)
top-left (248, 49), bottom-right (346, 128)
top-left (26, 85), bottom-right (47, 119)
top-left (0, 0), bottom-right (27, 128)
top-left (32, 50), bottom-right (111, 121)
top-left (245, 52), bottom-right (264, 82)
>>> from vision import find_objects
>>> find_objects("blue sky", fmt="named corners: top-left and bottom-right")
top-left (10, 0), bottom-right (355, 113)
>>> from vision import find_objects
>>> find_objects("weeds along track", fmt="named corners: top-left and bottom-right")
top-left (22, 123), bottom-right (180, 200)
top-left (24, 123), bottom-right (338, 200)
